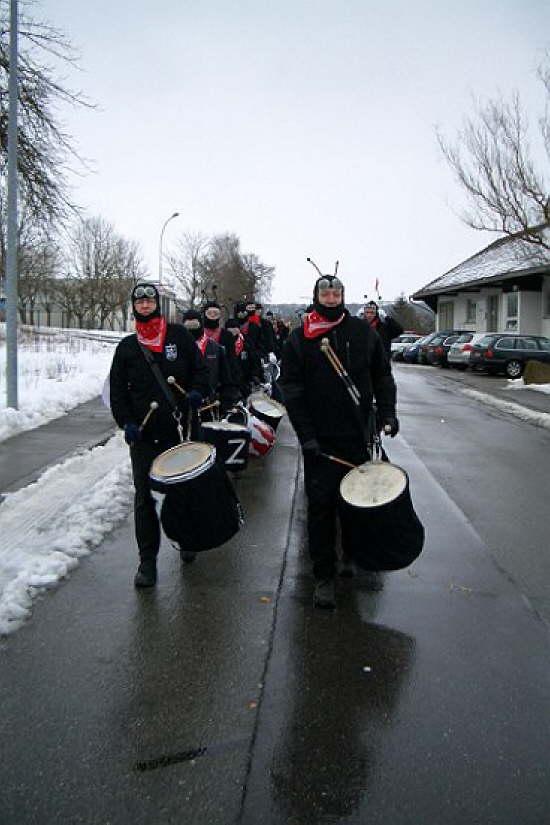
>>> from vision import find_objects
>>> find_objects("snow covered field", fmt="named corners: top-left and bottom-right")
top-left (0, 324), bottom-right (121, 443)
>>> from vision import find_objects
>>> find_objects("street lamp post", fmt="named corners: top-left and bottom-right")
top-left (158, 212), bottom-right (179, 286)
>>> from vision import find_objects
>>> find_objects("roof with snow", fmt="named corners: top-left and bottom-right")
top-left (413, 227), bottom-right (550, 299)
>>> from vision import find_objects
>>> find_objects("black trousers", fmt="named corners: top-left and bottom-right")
top-left (129, 441), bottom-right (169, 562)
top-left (303, 440), bottom-right (369, 581)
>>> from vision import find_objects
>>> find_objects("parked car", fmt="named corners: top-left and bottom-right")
top-left (418, 330), bottom-right (473, 365)
top-left (448, 332), bottom-right (492, 370)
top-left (402, 335), bottom-right (431, 364)
top-left (391, 333), bottom-right (422, 361)
top-left (470, 333), bottom-right (550, 378)
top-left (425, 333), bottom-right (467, 367)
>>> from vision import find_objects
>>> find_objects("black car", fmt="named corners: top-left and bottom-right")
top-left (425, 333), bottom-right (465, 367)
top-left (470, 333), bottom-right (550, 378)
top-left (418, 330), bottom-right (473, 365)
top-left (402, 335), bottom-right (430, 364)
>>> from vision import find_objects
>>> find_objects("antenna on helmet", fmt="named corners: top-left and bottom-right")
top-left (306, 257), bottom-right (323, 277)
top-left (211, 284), bottom-right (218, 302)
top-left (334, 260), bottom-right (339, 276)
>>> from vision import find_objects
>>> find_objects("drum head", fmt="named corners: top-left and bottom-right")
top-left (249, 393), bottom-right (286, 420)
top-left (202, 421), bottom-right (248, 434)
top-left (150, 442), bottom-right (214, 484)
top-left (340, 461), bottom-right (407, 508)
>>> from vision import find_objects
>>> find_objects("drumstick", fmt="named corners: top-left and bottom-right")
top-left (320, 338), bottom-right (362, 406)
top-left (320, 452), bottom-right (356, 469)
top-left (199, 399), bottom-right (220, 414)
top-left (139, 401), bottom-right (158, 431)
top-left (167, 376), bottom-right (187, 396)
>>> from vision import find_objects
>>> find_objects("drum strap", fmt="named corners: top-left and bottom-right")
top-left (138, 343), bottom-right (186, 441)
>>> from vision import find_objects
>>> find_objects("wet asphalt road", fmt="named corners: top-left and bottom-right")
top-left (1, 369), bottom-right (550, 824)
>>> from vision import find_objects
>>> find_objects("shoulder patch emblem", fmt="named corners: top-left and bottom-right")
top-left (165, 343), bottom-right (177, 361)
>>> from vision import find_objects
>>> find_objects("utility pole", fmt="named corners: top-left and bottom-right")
top-left (6, 0), bottom-right (19, 409)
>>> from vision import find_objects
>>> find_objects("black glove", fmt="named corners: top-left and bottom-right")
top-left (124, 422), bottom-right (142, 445)
top-left (383, 417), bottom-right (399, 437)
top-left (186, 390), bottom-right (203, 409)
top-left (302, 438), bottom-right (321, 457)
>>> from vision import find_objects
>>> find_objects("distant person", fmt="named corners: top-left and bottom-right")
top-left (109, 283), bottom-right (209, 587)
top-left (280, 274), bottom-right (398, 609)
top-left (182, 308), bottom-right (239, 415)
top-left (362, 301), bottom-right (403, 359)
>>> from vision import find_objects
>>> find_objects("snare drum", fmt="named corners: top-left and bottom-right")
top-left (248, 393), bottom-right (286, 431)
top-left (339, 460), bottom-right (424, 571)
top-left (149, 441), bottom-right (244, 553)
top-left (201, 421), bottom-right (251, 472)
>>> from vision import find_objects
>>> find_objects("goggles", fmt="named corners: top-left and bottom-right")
top-left (205, 307), bottom-right (221, 318)
top-left (134, 285), bottom-right (157, 300)
top-left (317, 277), bottom-right (343, 291)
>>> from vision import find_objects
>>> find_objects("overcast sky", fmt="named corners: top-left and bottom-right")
top-left (36, 0), bottom-right (549, 304)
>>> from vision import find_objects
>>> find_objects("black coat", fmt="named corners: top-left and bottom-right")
top-left (280, 312), bottom-right (396, 445)
top-left (202, 339), bottom-right (240, 409)
top-left (109, 324), bottom-right (210, 444)
top-left (369, 315), bottom-right (404, 357)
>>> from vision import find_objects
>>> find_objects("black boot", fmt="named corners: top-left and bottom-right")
top-left (134, 560), bottom-right (157, 588)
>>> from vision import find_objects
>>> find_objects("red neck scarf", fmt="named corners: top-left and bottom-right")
top-left (195, 332), bottom-right (209, 356)
top-left (369, 317), bottom-right (380, 329)
top-left (135, 317), bottom-right (167, 352)
top-left (234, 332), bottom-right (244, 356)
top-left (204, 326), bottom-right (222, 343)
top-left (248, 314), bottom-right (261, 325)
top-left (303, 310), bottom-right (345, 340)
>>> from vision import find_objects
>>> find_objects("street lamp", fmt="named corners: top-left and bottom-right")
top-left (158, 211), bottom-right (179, 285)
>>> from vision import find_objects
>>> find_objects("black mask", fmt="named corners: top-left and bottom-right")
top-left (313, 300), bottom-right (345, 321)
top-left (182, 311), bottom-right (203, 340)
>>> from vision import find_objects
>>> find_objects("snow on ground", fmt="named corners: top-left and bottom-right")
top-left (504, 378), bottom-right (550, 395)
top-left (0, 325), bottom-right (121, 443)
top-left (0, 433), bottom-right (131, 635)
top-left (462, 388), bottom-right (550, 430)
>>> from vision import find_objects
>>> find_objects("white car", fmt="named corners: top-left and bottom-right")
top-left (391, 333), bottom-right (422, 361)
top-left (448, 332), bottom-right (498, 369)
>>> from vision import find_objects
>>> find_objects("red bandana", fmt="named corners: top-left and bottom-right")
top-left (135, 317), bottom-right (167, 352)
top-left (303, 310), bottom-right (345, 340)
top-left (204, 327), bottom-right (222, 343)
top-left (369, 317), bottom-right (380, 329)
top-left (195, 332), bottom-right (209, 356)
top-left (248, 314), bottom-right (261, 325)
top-left (235, 332), bottom-right (244, 356)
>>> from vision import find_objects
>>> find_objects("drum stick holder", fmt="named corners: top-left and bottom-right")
top-left (138, 343), bottom-right (189, 443)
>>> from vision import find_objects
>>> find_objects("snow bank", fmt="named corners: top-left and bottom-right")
top-left (0, 433), bottom-right (132, 635)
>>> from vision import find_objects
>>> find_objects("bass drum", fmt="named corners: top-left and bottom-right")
top-left (248, 393), bottom-right (286, 431)
top-left (339, 460), bottom-right (424, 571)
top-left (149, 441), bottom-right (244, 553)
top-left (201, 421), bottom-right (251, 472)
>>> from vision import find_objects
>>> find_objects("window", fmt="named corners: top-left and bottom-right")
top-left (515, 337), bottom-right (538, 350)
top-left (538, 339), bottom-right (550, 352)
top-left (466, 299), bottom-right (476, 323)
top-left (495, 337), bottom-right (515, 349)
top-left (456, 333), bottom-right (473, 343)
top-left (439, 301), bottom-right (454, 328)
top-left (505, 292), bottom-right (518, 329)
top-left (544, 292), bottom-right (550, 317)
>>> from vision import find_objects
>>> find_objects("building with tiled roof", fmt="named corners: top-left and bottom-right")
top-left (412, 228), bottom-right (550, 337)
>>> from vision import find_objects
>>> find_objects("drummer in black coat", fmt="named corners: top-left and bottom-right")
top-left (182, 308), bottom-right (239, 414)
top-left (109, 283), bottom-right (209, 588)
top-left (280, 273), bottom-right (398, 609)
top-left (362, 301), bottom-right (403, 360)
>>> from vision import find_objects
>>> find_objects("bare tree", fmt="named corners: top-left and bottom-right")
top-left (438, 57), bottom-right (550, 252)
top-left (61, 216), bottom-right (146, 329)
top-left (0, 1), bottom-right (93, 238)
top-left (166, 231), bottom-right (209, 307)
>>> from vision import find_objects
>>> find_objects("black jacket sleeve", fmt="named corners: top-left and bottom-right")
top-left (279, 332), bottom-right (317, 446)
top-left (366, 327), bottom-right (397, 421)
top-left (383, 315), bottom-right (404, 340)
top-left (109, 340), bottom-right (134, 429)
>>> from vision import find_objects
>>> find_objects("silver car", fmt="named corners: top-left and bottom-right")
top-left (448, 332), bottom-right (498, 370)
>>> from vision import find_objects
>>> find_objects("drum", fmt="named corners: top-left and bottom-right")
top-left (149, 441), bottom-right (244, 552)
top-left (201, 421), bottom-right (251, 472)
top-left (338, 460), bottom-right (424, 571)
top-left (248, 415), bottom-right (276, 457)
top-left (248, 393), bottom-right (286, 431)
